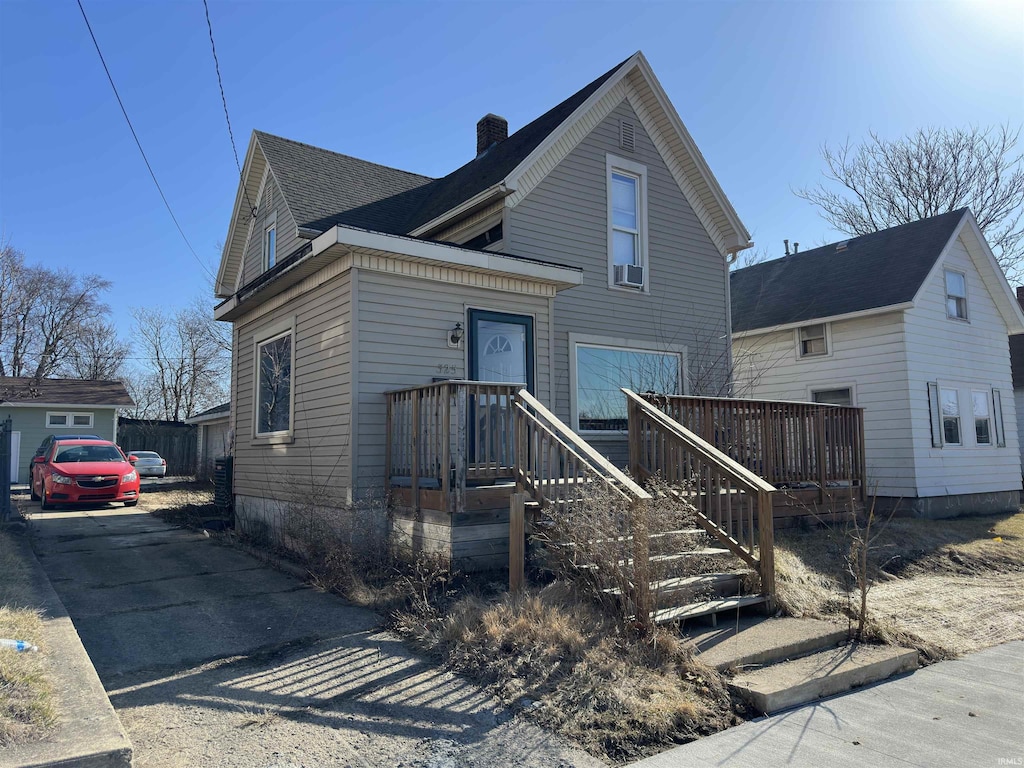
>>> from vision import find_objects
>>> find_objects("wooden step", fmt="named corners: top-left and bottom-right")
top-left (616, 547), bottom-right (734, 568)
top-left (549, 528), bottom-right (707, 548)
top-left (606, 571), bottom-right (749, 603)
top-left (651, 595), bottom-right (768, 624)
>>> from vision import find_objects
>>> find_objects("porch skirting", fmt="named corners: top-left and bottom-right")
top-left (233, 493), bottom-right (389, 554)
top-left (871, 490), bottom-right (1022, 519)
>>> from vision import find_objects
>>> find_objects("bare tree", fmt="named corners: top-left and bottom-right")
top-left (798, 125), bottom-right (1024, 280)
top-left (59, 321), bottom-right (130, 381)
top-left (1, 240), bottom-right (116, 379)
top-left (130, 299), bottom-right (230, 421)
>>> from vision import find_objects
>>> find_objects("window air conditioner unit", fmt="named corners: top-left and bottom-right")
top-left (614, 263), bottom-right (644, 288)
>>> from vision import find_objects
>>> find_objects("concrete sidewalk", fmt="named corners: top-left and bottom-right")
top-left (629, 640), bottom-right (1024, 768)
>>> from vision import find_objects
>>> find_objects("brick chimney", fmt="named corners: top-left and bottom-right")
top-left (1017, 286), bottom-right (1024, 311)
top-left (476, 114), bottom-right (508, 157)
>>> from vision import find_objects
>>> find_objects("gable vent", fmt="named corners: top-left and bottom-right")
top-left (263, 185), bottom-right (272, 213)
top-left (619, 119), bottom-right (636, 152)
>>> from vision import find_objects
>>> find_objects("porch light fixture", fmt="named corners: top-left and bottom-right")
top-left (448, 322), bottom-right (465, 347)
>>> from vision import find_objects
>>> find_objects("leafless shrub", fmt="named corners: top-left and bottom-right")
top-left (533, 476), bottom-right (725, 630)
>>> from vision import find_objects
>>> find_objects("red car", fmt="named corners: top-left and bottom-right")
top-left (31, 439), bottom-right (141, 510)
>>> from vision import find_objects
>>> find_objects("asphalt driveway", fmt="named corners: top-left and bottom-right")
top-left (26, 500), bottom-right (600, 768)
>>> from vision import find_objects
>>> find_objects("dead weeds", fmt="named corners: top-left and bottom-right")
top-left (396, 581), bottom-right (737, 763)
top-left (0, 526), bottom-right (56, 746)
top-left (775, 510), bottom-right (1024, 660)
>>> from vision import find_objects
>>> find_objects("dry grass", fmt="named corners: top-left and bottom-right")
top-left (0, 526), bottom-right (56, 746)
top-left (775, 510), bottom-right (1024, 660)
top-left (144, 485), bottom-right (217, 528)
top-left (396, 581), bottom-right (737, 762)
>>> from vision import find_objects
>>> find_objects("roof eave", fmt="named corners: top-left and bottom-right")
top-left (407, 183), bottom-right (513, 238)
top-left (215, 134), bottom-right (262, 298)
top-left (732, 302), bottom-right (915, 338)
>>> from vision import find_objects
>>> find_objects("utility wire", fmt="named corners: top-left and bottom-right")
top-left (202, 0), bottom-right (256, 218)
top-left (75, 0), bottom-right (217, 281)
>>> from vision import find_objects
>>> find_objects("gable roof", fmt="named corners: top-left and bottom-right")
top-left (0, 377), bottom-right (135, 407)
top-left (730, 210), bottom-right (970, 333)
top-left (217, 52), bottom-right (750, 296)
top-left (255, 132), bottom-right (435, 235)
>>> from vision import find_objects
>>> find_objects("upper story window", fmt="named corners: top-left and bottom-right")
top-left (263, 221), bottom-right (277, 271)
top-left (945, 270), bottom-right (967, 320)
top-left (606, 154), bottom-right (648, 291)
top-left (798, 323), bottom-right (827, 357)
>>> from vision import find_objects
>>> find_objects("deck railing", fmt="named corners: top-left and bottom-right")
top-left (626, 389), bottom-right (776, 598)
top-left (641, 393), bottom-right (866, 500)
top-left (384, 381), bottom-right (520, 513)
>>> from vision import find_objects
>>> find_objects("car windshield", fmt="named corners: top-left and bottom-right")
top-left (54, 445), bottom-right (125, 463)
top-left (134, 452), bottom-right (158, 458)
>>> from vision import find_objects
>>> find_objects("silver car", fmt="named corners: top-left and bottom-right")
top-left (130, 450), bottom-right (167, 477)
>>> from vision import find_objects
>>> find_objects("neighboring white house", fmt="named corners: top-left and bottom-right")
top-left (731, 209), bottom-right (1024, 517)
top-left (184, 402), bottom-right (231, 479)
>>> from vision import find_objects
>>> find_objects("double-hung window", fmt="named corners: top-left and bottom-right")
top-left (606, 155), bottom-right (648, 290)
top-left (573, 338), bottom-right (682, 431)
top-left (945, 270), bottom-right (967, 320)
top-left (941, 388), bottom-right (962, 445)
top-left (254, 323), bottom-right (294, 438)
top-left (798, 324), bottom-right (827, 357)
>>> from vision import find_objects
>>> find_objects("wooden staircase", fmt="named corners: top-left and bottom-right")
top-left (512, 389), bottom-right (777, 631)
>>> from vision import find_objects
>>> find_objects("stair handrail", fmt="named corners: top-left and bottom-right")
top-left (624, 390), bottom-right (775, 495)
top-left (624, 388), bottom-right (776, 600)
top-left (514, 388), bottom-right (651, 503)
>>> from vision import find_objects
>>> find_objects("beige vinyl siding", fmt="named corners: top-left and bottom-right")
top-left (733, 312), bottom-right (917, 498)
top-left (232, 269), bottom-right (353, 502)
top-left (0, 406), bottom-right (116, 484)
top-left (506, 98), bottom-right (729, 460)
top-left (354, 268), bottom-right (552, 494)
top-left (903, 234), bottom-right (1021, 497)
top-left (239, 172), bottom-right (302, 288)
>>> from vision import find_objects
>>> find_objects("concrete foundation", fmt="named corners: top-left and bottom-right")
top-left (871, 489), bottom-right (1022, 519)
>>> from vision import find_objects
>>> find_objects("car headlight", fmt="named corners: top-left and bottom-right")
top-left (123, 470), bottom-right (138, 483)
top-left (51, 473), bottom-right (72, 485)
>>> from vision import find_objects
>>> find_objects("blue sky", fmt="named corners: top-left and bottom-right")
top-left (1, 0), bottom-right (1022, 340)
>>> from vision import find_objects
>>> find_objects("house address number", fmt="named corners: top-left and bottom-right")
top-left (436, 363), bottom-right (458, 376)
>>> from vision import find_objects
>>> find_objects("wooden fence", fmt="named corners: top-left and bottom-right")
top-left (118, 419), bottom-right (196, 476)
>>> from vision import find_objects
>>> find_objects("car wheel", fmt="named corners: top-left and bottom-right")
top-left (40, 487), bottom-right (54, 511)
top-left (30, 478), bottom-right (39, 502)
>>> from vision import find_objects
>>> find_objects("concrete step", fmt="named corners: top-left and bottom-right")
top-left (728, 643), bottom-right (919, 714)
top-left (689, 616), bottom-right (850, 671)
top-left (652, 595), bottom-right (768, 624)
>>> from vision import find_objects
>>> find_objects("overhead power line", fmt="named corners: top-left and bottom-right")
top-left (202, 0), bottom-right (256, 219)
top-left (75, 0), bottom-right (217, 281)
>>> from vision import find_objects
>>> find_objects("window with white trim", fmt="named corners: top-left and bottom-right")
top-left (941, 388), bottom-right (961, 445)
top-left (46, 411), bottom-right (94, 428)
top-left (945, 270), bottom-right (967, 320)
top-left (255, 330), bottom-right (293, 437)
top-left (798, 323), bottom-right (827, 357)
top-left (575, 343), bottom-right (681, 431)
top-left (263, 220), bottom-right (277, 271)
top-left (972, 390), bottom-right (992, 445)
top-left (812, 387), bottom-right (852, 406)
top-left (606, 154), bottom-right (648, 289)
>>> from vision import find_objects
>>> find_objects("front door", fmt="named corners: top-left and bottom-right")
top-left (467, 310), bottom-right (534, 478)
top-left (468, 309), bottom-right (534, 391)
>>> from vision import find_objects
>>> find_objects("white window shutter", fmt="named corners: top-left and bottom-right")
top-left (928, 382), bottom-right (943, 447)
top-left (993, 388), bottom-right (1005, 447)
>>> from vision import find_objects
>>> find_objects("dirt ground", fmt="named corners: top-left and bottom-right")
top-left (775, 510), bottom-right (1024, 658)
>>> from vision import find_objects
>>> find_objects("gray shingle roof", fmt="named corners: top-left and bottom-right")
top-left (188, 401), bottom-right (230, 419)
top-left (730, 210), bottom-right (968, 333)
top-left (254, 56), bottom-right (631, 239)
top-left (255, 132), bottom-right (435, 234)
top-left (0, 377), bottom-right (135, 406)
